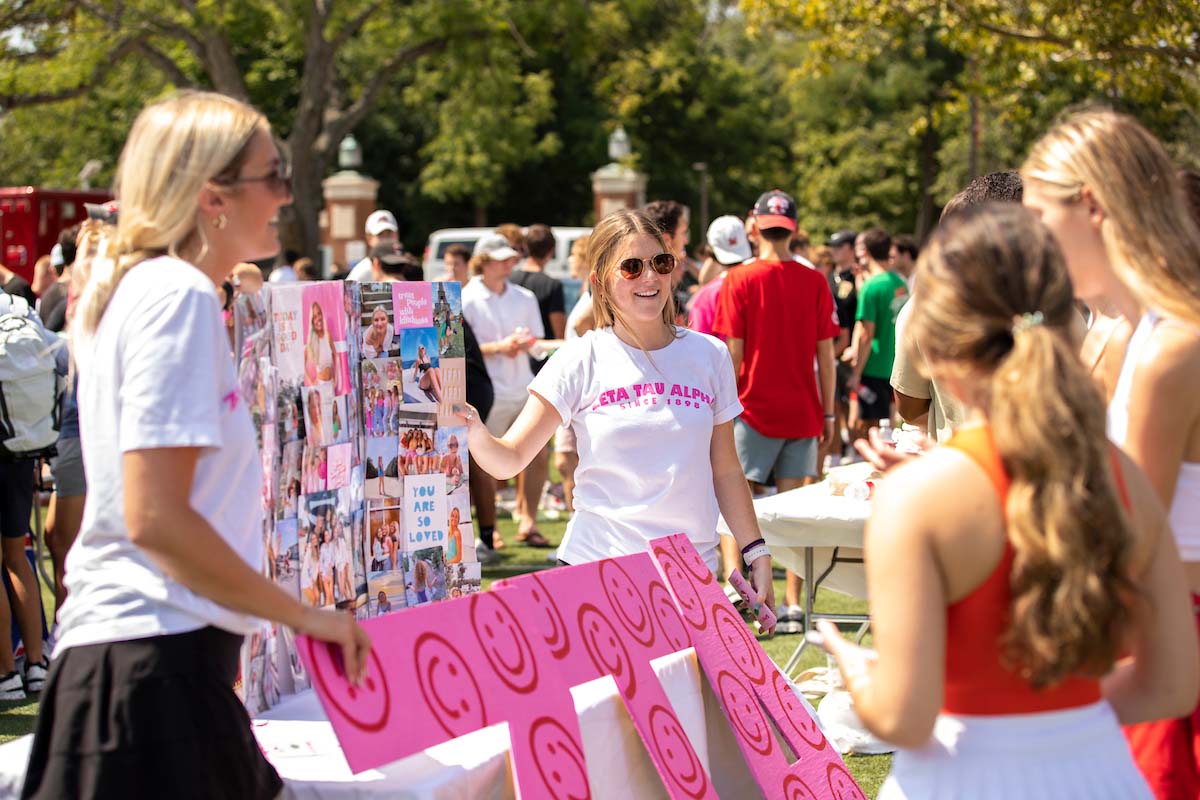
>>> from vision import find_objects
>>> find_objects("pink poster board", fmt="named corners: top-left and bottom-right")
top-left (650, 534), bottom-right (866, 800)
top-left (496, 557), bottom-right (719, 799)
top-left (298, 590), bottom-right (589, 797)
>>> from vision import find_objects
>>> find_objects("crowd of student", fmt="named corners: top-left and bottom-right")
top-left (1, 86), bottom-right (1200, 799)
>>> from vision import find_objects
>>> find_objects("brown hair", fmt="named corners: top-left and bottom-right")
top-left (909, 202), bottom-right (1137, 688)
top-left (1022, 109), bottom-right (1200, 326)
top-left (588, 210), bottom-right (678, 350)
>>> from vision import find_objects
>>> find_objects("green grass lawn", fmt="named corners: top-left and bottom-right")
top-left (2, 505), bottom-right (890, 797)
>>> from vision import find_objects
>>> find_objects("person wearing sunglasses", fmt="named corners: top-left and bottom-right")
top-left (454, 209), bottom-right (775, 623)
top-left (22, 91), bottom-right (369, 800)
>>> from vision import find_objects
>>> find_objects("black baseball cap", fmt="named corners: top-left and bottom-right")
top-left (753, 190), bottom-right (797, 232)
top-left (828, 230), bottom-right (857, 248)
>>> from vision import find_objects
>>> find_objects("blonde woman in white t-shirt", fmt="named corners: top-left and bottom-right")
top-left (22, 92), bottom-right (369, 800)
top-left (454, 209), bottom-right (776, 618)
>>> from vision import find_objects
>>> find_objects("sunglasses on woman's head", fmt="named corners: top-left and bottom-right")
top-left (617, 253), bottom-right (676, 279)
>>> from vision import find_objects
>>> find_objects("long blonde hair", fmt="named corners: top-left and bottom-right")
top-left (74, 91), bottom-right (267, 333)
top-left (909, 202), bottom-right (1137, 688)
top-left (588, 210), bottom-right (678, 344)
top-left (1022, 108), bottom-right (1200, 326)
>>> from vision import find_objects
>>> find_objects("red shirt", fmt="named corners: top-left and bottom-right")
top-left (713, 259), bottom-right (840, 438)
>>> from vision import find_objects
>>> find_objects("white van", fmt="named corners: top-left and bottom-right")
top-left (422, 226), bottom-right (592, 282)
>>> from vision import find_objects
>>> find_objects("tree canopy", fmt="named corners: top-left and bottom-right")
top-left (2, 0), bottom-right (1197, 254)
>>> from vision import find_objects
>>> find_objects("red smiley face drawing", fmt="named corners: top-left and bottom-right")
top-left (305, 638), bottom-right (391, 732)
top-left (527, 573), bottom-right (572, 660)
top-left (648, 704), bottom-right (711, 800)
top-left (653, 546), bottom-right (707, 631)
top-left (577, 603), bottom-right (637, 700)
top-left (599, 560), bottom-right (655, 649)
top-left (711, 602), bottom-right (766, 685)
top-left (716, 670), bottom-right (774, 757)
top-left (771, 669), bottom-right (827, 751)
top-left (669, 535), bottom-right (715, 585)
top-left (470, 592), bottom-right (539, 694)
top-left (529, 716), bottom-right (592, 800)
top-left (414, 632), bottom-right (488, 738)
top-left (782, 773), bottom-right (821, 800)
top-left (826, 761), bottom-right (867, 799)
top-left (648, 581), bottom-right (692, 652)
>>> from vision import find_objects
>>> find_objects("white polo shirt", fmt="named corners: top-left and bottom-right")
top-left (461, 276), bottom-right (544, 403)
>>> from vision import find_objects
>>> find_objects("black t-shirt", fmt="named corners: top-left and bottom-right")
top-left (462, 319), bottom-right (494, 423)
top-left (834, 269), bottom-right (857, 332)
top-left (38, 281), bottom-right (68, 332)
top-left (2, 275), bottom-right (36, 307)
top-left (509, 268), bottom-right (565, 375)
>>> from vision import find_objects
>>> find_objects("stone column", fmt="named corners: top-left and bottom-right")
top-left (591, 162), bottom-right (648, 221)
top-left (319, 170), bottom-right (379, 275)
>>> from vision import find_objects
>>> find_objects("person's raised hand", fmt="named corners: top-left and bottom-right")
top-left (749, 555), bottom-right (777, 637)
top-left (816, 619), bottom-right (876, 693)
top-left (301, 607), bottom-right (371, 686)
top-left (451, 403), bottom-right (486, 434)
top-left (853, 426), bottom-right (934, 473)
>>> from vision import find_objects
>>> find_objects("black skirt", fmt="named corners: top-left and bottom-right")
top-left (21, 626), bottom-right (282, 800)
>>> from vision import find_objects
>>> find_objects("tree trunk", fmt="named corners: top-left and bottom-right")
top-left (284, 152), bottom-right (328, 262)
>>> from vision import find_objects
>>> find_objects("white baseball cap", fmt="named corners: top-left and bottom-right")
top-left (472, 232), bottom-right (520, 261)
top-left (365, 210), bottom-right (398, 236)
top-left (707, 215), bottom-right (752, 265)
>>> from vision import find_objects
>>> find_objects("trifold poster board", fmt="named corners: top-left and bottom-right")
top-left (233, 281), bottom-right (479, 715)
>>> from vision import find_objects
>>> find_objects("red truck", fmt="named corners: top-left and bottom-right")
top-left (0, 187), bottom-right (112, 286)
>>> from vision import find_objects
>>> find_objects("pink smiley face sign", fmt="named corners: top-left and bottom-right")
top-left (650, 533), bottom-right (864, 800)
top-left (497, 556), bottom-right (720, 800)
top-left (298, 599), bottom-right (587, 797)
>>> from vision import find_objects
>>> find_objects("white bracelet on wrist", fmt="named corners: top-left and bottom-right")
top-left (742, 543), bottom-right (771, 568)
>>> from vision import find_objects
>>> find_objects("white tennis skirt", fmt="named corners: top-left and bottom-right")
top-left (878, 701), bottom-right (1152, 799)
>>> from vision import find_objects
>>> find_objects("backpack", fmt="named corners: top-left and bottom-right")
top-left (0, 294), bottom-right (62, 461)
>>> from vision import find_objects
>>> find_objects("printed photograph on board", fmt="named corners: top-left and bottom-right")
top-left (361, 358), bottom-right (404, 437)
top-left (435, 425), bottom-right (469, 495)
top-left (301, 282), bottom-right (352, 396)
top-left (364, 435), bottom-right (401, 499)
top-left (397, 408), bottom-right (439, 476)
top-left (359, 283), bottom-right (399, 359)
top-left (365, 501), bottom-right (406, 617)
top-left (400, 327), bottom-right (443, 404)
top-left (446, 562), bottom-right (482, 599)
top-left (432, 282), bottom-right (465, 359)
top-left (401, 546), bottom-right (446, 607)
top-left (298, 491), bottom-right (337, 608)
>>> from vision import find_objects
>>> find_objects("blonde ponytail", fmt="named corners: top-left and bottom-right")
top-left (909, 202), bottom-right (1137, 688)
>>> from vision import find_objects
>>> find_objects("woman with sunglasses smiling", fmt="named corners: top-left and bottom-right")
top-left (455, 209), bottom-right (775, 620)
top-left (21, 92), bottom-right (370, 800)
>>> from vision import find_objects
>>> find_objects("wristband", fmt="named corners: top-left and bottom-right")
top-left (740, 538), bottom-right (765, 556)
top-left (824, 413), bottom-right (835, 420)
top-left (742, 543), bottom-right (771, 567)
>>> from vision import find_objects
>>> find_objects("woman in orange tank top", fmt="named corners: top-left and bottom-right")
top-left (817, 203), bottom-right (1199, 799)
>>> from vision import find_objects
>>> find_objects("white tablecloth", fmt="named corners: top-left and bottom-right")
top-left (0, 648), bottom-right (761, 800)
top-left (718, 465), bottom-right (872, 599)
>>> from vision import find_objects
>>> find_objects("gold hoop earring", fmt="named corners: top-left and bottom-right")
top-left (213, 213), bottom-right (228, 230)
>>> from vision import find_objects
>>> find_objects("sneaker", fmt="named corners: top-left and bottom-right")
top-left (474, 540), bottom-right (501, 566)
top-left (24, 657), bottom-right (49, 694)
top-left (0, 671), bottom-right (25, 701)
top-left (775, 605), bottom-right (804, 635)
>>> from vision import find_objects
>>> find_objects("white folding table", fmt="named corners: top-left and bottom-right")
top-left (718, 466), bottom-right (873, 676)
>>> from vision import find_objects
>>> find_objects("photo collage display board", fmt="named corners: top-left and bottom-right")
top-left (235, 279), bottom-right (479, 715)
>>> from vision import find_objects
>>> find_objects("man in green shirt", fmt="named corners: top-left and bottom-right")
top-left (844, 227), bottom-right (909, 439)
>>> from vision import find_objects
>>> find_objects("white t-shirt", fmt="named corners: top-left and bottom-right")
top-left (461, 277), bottom-right (544, 403)
top-left (347, 257), bottom-right (374, 282)
top-left (57, 256), bottom-right (264, 653)
top-left (268, 265), bottom-right (297, 283)
top-left (529, 327), bottom-right (742, 569)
